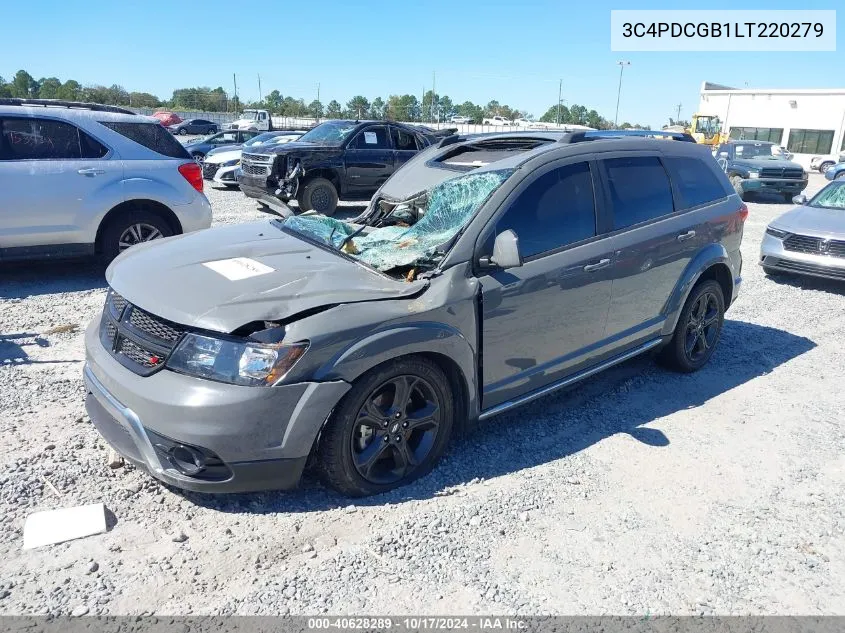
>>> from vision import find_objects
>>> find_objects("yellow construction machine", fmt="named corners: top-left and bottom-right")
top-left (687, 114), bottom-right (729, 146)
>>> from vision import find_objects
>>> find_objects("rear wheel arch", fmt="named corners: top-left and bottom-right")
top-left (663, 250), bottom-right (734, 337)
top-left (95, 199), bottom-right (182, 254)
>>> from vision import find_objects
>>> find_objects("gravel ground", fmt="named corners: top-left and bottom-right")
top-left (1, 175), bottom-right (844, 616)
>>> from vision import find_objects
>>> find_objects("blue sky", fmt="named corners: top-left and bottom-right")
top-left (2, 0), bottom-right (841, 126)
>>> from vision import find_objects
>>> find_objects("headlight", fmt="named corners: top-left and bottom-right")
top-left (766, 226), bottom-right (789, 239)
top-left (748, 170), bottom-right (760, 179)
top-left (166, 333), bottom-right (308, 386)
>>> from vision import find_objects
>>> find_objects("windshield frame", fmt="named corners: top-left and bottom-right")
top-left (731, 142), bottom-right (783, 159)
top-left (807, 181), bottom-right (845, 210)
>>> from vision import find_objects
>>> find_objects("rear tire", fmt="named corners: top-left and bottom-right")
top-left (820, 161), bottom-right (834, 173)
top-left (100, 208), bottom-right (174, 263)
top-left (317, 357), bottom-right (454, 497)
top-left (297, 177), bottom-right (339, 216)
top-left (178, 129), bottom-right (187, 136)
top-left (658, 280), bottom-right (725, 373)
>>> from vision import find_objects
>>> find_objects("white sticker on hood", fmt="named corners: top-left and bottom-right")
top-left (203, 257), bottom-right (274, 280)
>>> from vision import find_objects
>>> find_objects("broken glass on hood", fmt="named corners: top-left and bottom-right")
top-left (283, 169), bottom-right (513, 274)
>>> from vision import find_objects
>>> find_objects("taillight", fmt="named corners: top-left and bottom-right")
top-left (738, 203), bottom-right (749, 222)
top-left (178, 162), bottom-right (203, 193)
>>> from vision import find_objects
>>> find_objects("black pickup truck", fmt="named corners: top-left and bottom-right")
top-left (714, 140), bottom-right (808, 202)
top-left (238, 120), bottom-right (455, 216)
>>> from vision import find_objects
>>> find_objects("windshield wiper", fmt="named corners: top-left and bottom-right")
top-left (338, 225), bottom-right (367, 251)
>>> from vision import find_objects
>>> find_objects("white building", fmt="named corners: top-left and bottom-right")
top-left (698, 82), bottom-right (845, 168)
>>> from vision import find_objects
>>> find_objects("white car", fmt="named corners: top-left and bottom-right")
top-left (810, 153), bottom-right (845, 173)
top-left (450, 115), bottom-right (472, 124)
top-left (512, 118), bottom-right (532, 127)
top-left (482, 115), bottom-right (512, 127)
top-left (0, 99), bottom-right (212, 262)
top-left (203, 132), bottom-right (304, 188)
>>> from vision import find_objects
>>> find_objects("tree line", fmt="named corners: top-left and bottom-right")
top-left (1, 69), bottom-right (650, 129)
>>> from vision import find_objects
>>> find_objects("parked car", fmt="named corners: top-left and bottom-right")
top-left (168, 119), bottom-right (219, 136)
top-left (824, 160), bottom-right (845, 181)
top-left (512, 118), bottom-right (532, 127)
top-left (760, 180), bottom-right (845, 281)
top-left (83, 129), bottom-right (745, 496)
top-left (450, 115), bottom-right (473, 124)
top-left (183, 129), bottom-right (260, 162)
top-left (714, 140), bottom-right (808, 202)
top-left (237, 119), bottom-right (455, 216)
top-left (151, 111), bottom-right (183, 127)
top-left (0, 98), bottom-right (211, 263)
top-left (483, 115), bottom-right (511, 126)
top-left (810, 153), bottom-right (845, 173)
top-left (203, 131), bottom-right (305, 187)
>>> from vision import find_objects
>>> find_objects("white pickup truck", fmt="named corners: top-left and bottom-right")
top-left (229, 109), bottom-right (274, 132)
top-left (482, 115), bottom-right (512, 127)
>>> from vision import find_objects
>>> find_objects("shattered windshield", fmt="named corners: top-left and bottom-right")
top-left (283, 169), bottom-right (513, 275)
top-left (809, 182), bottom-right (845, 210)
top-left (297, 121), bottom-right (358, 145)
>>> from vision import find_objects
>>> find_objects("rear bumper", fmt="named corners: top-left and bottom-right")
top-left (83, 320), bottom-right (350, 493)
top-left (175, 193), bottom-right (213, 233)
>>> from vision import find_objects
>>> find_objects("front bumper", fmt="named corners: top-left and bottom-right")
top-left (83, 320), bottom-right (350, 493)
top-left (211, 165), bottom-right (240, 186)
top-left (741, 178), bottom-right (807, 194)
top-left (760, 233), bottom-right (845, 281)
top-left (238, 179), bottom-right (295, 216)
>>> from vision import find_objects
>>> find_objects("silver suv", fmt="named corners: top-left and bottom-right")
top-left (84, 130), bottom-right (745, 497)
top-left (0, 99), bottom-right (212, 262)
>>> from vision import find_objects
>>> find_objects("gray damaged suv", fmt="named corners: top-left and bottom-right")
top-left (84, 130), bottom-right (746, 496)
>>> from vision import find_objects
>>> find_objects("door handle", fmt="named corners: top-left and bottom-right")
top-left (677, 230), bottom-right (696, 242)
top-left (77, 168), bottom-right (105, 176)
top-left (583, 258), bottom-right (611, 272)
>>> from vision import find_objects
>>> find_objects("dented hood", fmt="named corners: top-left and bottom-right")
top-left (106, 221), bottom-right (426, 333)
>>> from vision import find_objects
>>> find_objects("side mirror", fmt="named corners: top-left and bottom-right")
top-left (792, 194), bottom-right (808, 205)
top-left (489, 230), bottom-right (522, 269)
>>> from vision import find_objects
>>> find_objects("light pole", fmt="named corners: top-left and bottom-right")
top-left (614, 60), bottom-right (630, 127)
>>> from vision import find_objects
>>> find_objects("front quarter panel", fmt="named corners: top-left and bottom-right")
top-left (283, 265), bottom-right (481, 419)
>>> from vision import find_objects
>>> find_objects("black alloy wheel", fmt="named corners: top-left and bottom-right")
top-left (317, 357), bottom-right (454, 496)
top-left (683, 290), bottom-right (720, 364)
top-left (350, 375), bottom-right (442, 486)
top-left (658, 279), bottom-right (725, 373)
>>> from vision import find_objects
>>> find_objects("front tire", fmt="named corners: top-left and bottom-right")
top-left (782, 192), bottom-right (795, 203)
top-left (658, 280), bottom-right (725, 373)
top-left (100, 208), bottom-right (174, 263)
top-left (317, 357), bottom-right (454, 497)
top-left (178, 128), bottom-right (187, 136)
top-left (296, 177), bottom-right (339, 216)
top-left (730, 175), bottom-right (748, 201)
top-left (820, 161), bottom-right (834, 173)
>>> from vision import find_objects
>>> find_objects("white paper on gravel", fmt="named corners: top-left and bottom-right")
top-left (203, 257), bottom-right (274, 281)
top-left (23, 503), bottom-right (107, 549)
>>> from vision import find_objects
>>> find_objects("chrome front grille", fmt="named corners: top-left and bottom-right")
top-left (783, 234), bottom-right (845, 258)
top-left (241, 153), bottom-right (274, 177)
top-left (99, 290), bottom-right (186, 376)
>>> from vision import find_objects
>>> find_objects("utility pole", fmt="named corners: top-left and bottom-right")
top-left (675, 103), bottom-right (682, 123)
top-left (557, 79), bottom-right (562, 127)
top-left (257, 74), bottom-right (262, 103)
top-left (421, 85), bottom-right (425, 122)
top-left (233, 74), bottom-right (238, 112)
top-left (432, 70), bottom-right (436, 123)
top-left (316, 83), bottom-right (320, 123)
top-left (614, 60), bottom-right (630, 126)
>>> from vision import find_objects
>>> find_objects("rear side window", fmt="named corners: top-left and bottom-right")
top-left (664, 156), bottom-right (727, 209)
top-left (603, 156), bottom-right (674, 230)
top-left (80, 130), bottom-right (109, 158)
top-left (99, 121), bottom-right (190, 159)
top-left (391, 127), bottom-right (420, 151)
top-left (496, 161), bottom-right (597, 258)
top-left (1, 118), bottom-right (84, 160)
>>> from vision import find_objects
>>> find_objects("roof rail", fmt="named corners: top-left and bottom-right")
top-left (0, 98), bottom-right (137, 116)
top-left (559, 129), bottom-right (696, 144)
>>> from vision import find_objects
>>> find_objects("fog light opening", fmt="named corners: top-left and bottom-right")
top-left (169, 445), bottom-right (206, 476)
